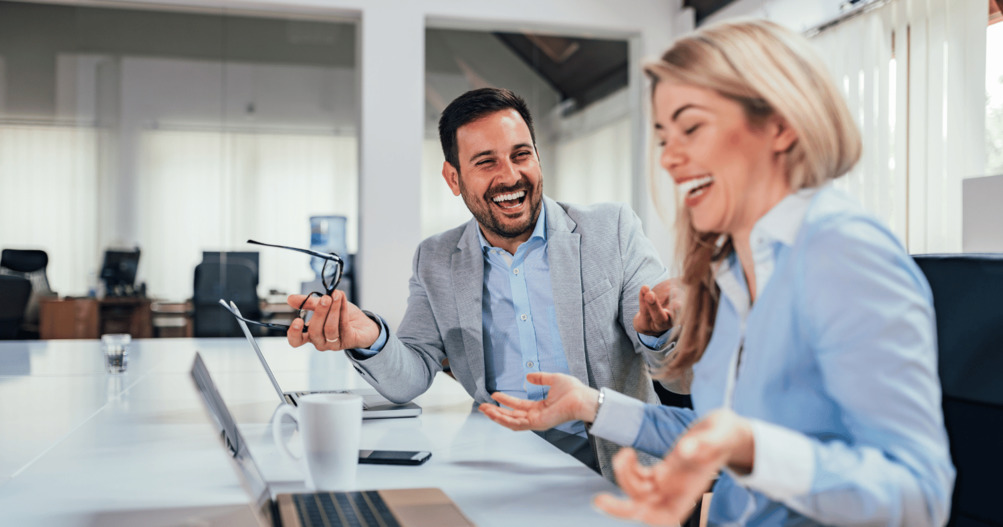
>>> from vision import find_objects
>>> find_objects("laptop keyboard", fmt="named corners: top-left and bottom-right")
top-left (293, 490), bottom-right (401, 527)
top-left (290, 390), bottom-right (408, 410)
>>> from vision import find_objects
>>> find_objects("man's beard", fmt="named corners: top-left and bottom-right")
top-left (458, 175), bottom-right (542, 240)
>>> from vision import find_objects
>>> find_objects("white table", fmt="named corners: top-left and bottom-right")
top-left (0, 338), bottom-right (630, 526)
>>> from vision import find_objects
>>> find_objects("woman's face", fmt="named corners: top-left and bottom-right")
top-left (652, 82), bottom-right (793, 236)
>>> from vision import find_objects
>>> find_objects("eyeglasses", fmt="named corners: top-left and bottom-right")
top-left (219, 239), bottom-right (344, 333)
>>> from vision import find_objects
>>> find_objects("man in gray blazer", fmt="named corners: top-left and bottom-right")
top-left (287, 88), bottom-right (678, 479)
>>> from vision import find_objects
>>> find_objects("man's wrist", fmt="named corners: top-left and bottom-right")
top-left (584, 387), bottom-right (604, 424)
top-left (362, 313), bottom-right (381, 348)
top-left (352, 311), bottom-right (386, 355)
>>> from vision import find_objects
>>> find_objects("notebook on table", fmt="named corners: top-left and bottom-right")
top-left (189, 352), bottom-right (474, 527)
top-left (221, 300), bottom-right (421, 419)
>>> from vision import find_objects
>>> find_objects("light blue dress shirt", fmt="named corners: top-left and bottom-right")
top-left (475, 206), bottom-right (584, 436)
top-left (477, 206), bottom-right (565, 394)
top-left (590, 187), bottom-right (955, 526)
top-left (362, 206), bottom-right (584, 436)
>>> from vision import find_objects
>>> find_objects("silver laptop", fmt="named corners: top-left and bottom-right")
top-left (190, 352), bottom-right (474, 527)
top-left (220, 299), bottom-right (421, 419)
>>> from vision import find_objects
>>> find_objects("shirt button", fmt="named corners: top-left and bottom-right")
top-left (520, 314), bottom-right (528, 321)
top-left (526, 361), bottom-right (534, 368)
top-left (513, 268), bottom-right (520, 275)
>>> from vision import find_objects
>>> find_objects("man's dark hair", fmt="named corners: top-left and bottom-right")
top-left (438, 87), bottom-right (536, 172)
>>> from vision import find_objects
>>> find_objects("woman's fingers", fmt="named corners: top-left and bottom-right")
top-left (612, 449), bottom-right (656, 498)
top-left (592, 494), bottom-right (640, 520)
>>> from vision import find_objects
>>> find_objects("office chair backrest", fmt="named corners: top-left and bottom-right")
top-left (913, 254), bottom-right (1003, 527)
top-left (0, 249), bottom-right (54, 330)
top-left (0, 275), bottom-right (32, 339)
top-left (192, 260), bottom-right (261, 338)
top-left (0, 249), bottom-right (48, 274)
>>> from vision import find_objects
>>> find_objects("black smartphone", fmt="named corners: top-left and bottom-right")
top-left (358, 449), bottom-right (431, 465)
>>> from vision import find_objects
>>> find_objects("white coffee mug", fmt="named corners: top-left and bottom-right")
top-left (271, 393), bottom-right (363, 491)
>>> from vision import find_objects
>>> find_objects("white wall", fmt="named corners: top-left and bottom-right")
top-left (81, 0), bottom-right (684, 327)
top-left (17, 0), bottom-right (685, 326)
top-left (963, 175), bottom-right (1003, 252)
top-left (702, 0), bottom-right (844, 30)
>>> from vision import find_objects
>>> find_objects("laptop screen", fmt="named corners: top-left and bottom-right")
top-left (218, 299), bottom-right (287, 403)
top-left (190, 352), bottom-right (274, 522)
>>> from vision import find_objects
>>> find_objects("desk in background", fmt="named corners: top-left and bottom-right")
top-left (0, 338), bottom-right (627, 526)
top-left (38, 297), bottom-right (153, 339)
top-left (39, 299), bottom-right (294, 340)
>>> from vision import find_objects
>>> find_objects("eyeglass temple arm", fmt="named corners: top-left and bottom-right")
top-left (246, 239), bottom-right (342, 263)
top-left (219, 302), bottom-right (310, 333)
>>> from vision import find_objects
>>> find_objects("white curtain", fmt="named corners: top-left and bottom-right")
top-left (810, 0), bottom-right (987, 253)
top-left (0, 124), bottom-right (99, 295)
top-left (552, 117), bottom-right (633, 207)
top-left (137, 129), bottom-right (357, 299)
top-left (420, 138), bottom-right (472, 239)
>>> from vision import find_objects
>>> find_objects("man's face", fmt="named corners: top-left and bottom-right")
top-left (442, 109), bottom-right (543, 244)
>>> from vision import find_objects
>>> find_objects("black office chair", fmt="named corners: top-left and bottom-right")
top-left (914, 254), bottom-right (1003, 527)
top-left (0, 249), bottom-right (54, 338)
top-left (192, 260), bottom-right (264, 337)
top-left (0, 275), bottom-right (32, 340)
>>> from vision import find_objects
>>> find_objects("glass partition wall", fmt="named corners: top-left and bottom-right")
top-left (0, 1), bottom-right (359, 307)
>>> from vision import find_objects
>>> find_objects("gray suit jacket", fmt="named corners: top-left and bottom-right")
top-left (348, 197), bottom-right (670, 478)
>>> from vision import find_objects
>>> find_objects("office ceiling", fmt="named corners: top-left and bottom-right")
top-left (683, 0), bottom-right (739, 25)
top-left (492, 2), bottom-right (739, 115)
top-left (493, 32), bottom-right (628, 116)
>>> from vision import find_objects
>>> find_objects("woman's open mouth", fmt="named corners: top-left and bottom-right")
top-left (678, 175), bottom-right (714, 208)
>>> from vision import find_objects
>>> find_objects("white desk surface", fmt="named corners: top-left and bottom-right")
top-left (0, 338), bottom-right (631, 526)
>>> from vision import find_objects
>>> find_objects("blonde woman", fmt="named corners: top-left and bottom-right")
top-left (480, 20), bottom-right (954, 526)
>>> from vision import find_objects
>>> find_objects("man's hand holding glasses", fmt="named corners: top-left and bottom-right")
top-left (220, 239), bottom-right (380, 351)
top-left (285, 290), bottom-right (381, 352)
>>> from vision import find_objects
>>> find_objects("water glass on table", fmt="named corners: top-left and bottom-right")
top-left (101, 333), bottom-right (131, 374)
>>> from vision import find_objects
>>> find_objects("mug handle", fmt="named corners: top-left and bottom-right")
top-left (271, 404), bottom-right (302, 463)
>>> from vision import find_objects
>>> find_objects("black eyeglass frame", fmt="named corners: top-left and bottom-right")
top-left (218, 239), bottom-right (345, 333)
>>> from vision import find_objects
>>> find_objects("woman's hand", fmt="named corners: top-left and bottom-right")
top-left (593, 409), bottom-right (755, 526)
top-left (478, 372), bottom-right (599, 430)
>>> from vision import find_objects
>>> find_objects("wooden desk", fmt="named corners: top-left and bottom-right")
top-left (39, 297), bottom-right (98, 339)
top-left (151, 301), bottom-right (193, 338)
top-left (39, 297), bottom-right (153, 339)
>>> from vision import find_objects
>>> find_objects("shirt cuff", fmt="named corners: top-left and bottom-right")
top-left (727, 418), bottom-right (815, 501)
top-left (588, 388), bottom-right (646, 447)
top-left (638, 330), bottom-right (670, 350)
top-left (347, 313), bottom-right (387, 359)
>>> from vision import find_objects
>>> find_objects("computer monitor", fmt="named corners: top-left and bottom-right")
top-left (201, 251), bottom-right (259, 284)
top-left (100, 248), bottom-right (141, 296)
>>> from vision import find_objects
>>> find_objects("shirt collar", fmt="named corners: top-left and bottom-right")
top-left (713, 187), bottom-right (819, 309)
top-left (477, 201), bottom-right (548, 252)
top-left (749, 187), bottom-right (817, 248)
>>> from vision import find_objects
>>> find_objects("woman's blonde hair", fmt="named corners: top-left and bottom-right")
top-left (648, 20), bottom-right (862, 381)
